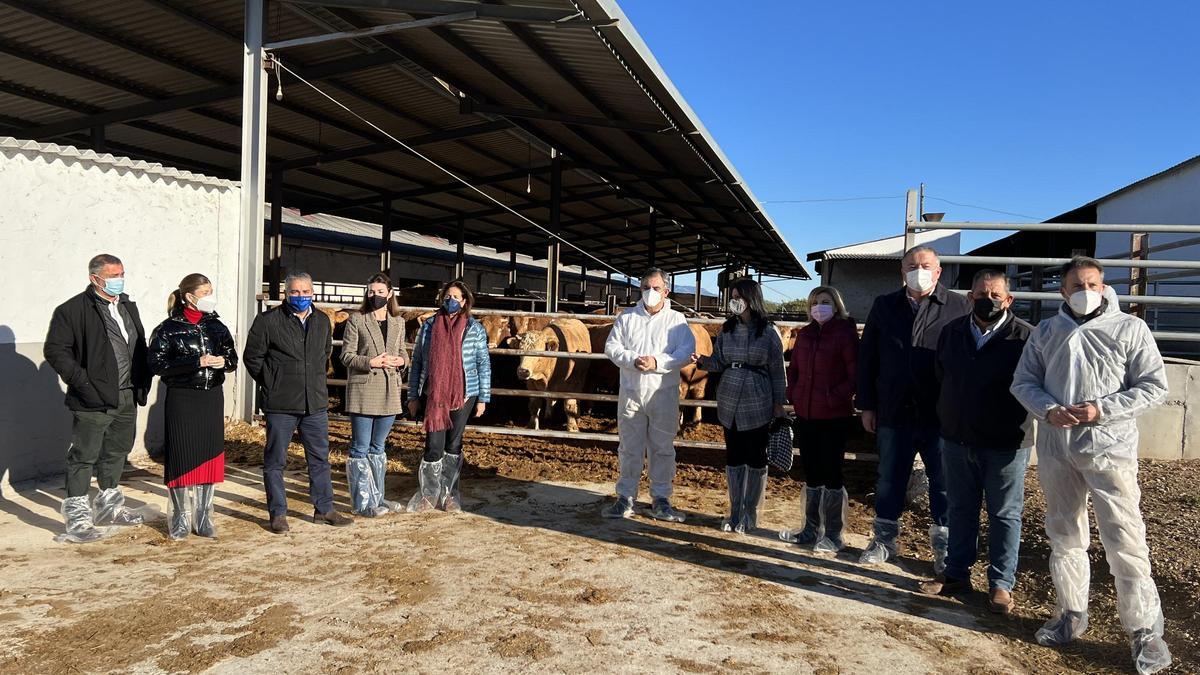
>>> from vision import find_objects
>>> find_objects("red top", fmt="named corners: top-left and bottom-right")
top-left (183, 307), bottom-right (203, 324)
top-left (786, 316), bottom-right (859, 420)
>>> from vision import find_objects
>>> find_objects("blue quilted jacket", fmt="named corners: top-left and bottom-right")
top-left (408, 315), bottom-right (492, 403)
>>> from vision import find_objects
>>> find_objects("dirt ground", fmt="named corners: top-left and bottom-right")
top-left (0, 417), bottom-right (1195, 674)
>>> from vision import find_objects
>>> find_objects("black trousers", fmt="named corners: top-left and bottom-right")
top-left (423, 396), bottom-right (476, 462)
top-left (722, 422), bottom-right (769, 470)
top-left (263, 411), bottom-right (334, 518)
top-left (65, 389), bottom-right (137, 497)
top-left (794, 417), bottom-right (848, 490)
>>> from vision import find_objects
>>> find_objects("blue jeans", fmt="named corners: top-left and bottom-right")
top-left (941, 439), bottom-right (1030, 591)
top-left (263, 411), bottom-right (333, 518)
top-left (874, 424), bottom-right (947, 525)
top-left (348, 414), bottom-right (396, 459)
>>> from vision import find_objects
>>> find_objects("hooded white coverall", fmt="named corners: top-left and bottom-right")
top-left (605, 302), bottom-right (696, 501)
top-left (1010, 286), bottom-right (1168, 637)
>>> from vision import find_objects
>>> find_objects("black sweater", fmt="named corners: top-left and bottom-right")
top-left (935, 313), bottom-right (1034, 450)
top-left (242, 304), bottom-right (332, 414)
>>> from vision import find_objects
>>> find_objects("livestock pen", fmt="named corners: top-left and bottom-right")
top-left (258, 298), bottom-right (878, 461)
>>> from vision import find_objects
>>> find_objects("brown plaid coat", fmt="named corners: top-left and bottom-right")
top-left (340, 311), bottom-right (409, 416)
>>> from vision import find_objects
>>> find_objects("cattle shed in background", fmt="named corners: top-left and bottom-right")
top-left (0, 0), bottom-right (803, 484)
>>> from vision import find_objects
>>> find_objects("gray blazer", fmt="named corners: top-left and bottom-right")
top-left (340, 311), bottom-right (409, 416)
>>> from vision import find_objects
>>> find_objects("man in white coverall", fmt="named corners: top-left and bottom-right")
top-left (602, 267), bottom-right (696, 522)
top-left (1010, 256), bottom-right (1171, 675)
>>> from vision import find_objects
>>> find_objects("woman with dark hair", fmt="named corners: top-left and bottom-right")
top-left (691, 277), bottom-right (787, 533)
top-left (148, 273), bottom-right (237, 540)
top-left (405, 280), bottom-right (491, 513)
top-left (781, 285), bottom-right (858, 553)
top-left (340, 273), bottom-right (408, 517)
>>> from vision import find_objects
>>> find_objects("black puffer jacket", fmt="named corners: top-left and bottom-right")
top-left (148, 311), bottom-right (238, 390)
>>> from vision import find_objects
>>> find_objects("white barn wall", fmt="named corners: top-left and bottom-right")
top-left (0, 140), bottom-right (243, 487)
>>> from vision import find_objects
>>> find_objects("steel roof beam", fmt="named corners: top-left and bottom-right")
top-left (272, 120), bottom-right (510, 170)
top-left (459, 99), bottom-right (676, 135)
top-left (280, 0), bottom-right (602, 25)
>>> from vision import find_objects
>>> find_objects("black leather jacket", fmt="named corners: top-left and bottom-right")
top-left (148, 311), bottom-right (238, 390)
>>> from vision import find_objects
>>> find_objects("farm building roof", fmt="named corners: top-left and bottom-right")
top-left (0, 0), bottom-right (808, 279)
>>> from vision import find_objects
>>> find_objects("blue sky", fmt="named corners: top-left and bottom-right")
top-left (620, 0), bottom-right (1200, 302)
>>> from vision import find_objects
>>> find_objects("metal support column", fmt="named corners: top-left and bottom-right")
top-left (380, 199), bottom-right (393, 276)
top-left (90, 125), bottom-right (107, 153)
top-left (236, 0), bottom-right (268, 422)
top-left (604, 269), bottom-right (612, 297)
top-left (266, 167), bottom-right (283, 300)
top-left (647, 208), bottom-right (657, 269)
top-left (454, 218), bottom-right (466, 280)
top-left (903, 188), bottom-right (919, 252)
top-left (694, 246), bottom-right (703, 312)
top-left (1129, 232), bottom-right (1150, 318)
top-left (1030, 266), bottom-right (1044, 322)
top-left (545, 148), bottom-right (562, 312)
top-left (579, 261), bottom-right (587, 301)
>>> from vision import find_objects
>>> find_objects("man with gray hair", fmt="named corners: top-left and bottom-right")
top-left (602, 267), bottom-right (696, 522)
top-left (857, 245), bottom-right (971, 569)
top-left (45, 253), bottom-right (152, 542)
top-left (244, 272), bottom-right (352, 533)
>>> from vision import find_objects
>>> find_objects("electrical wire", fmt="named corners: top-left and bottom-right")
top-left (762, 195), bottom-right (905, 204)
top-left (923, 196), bottom-right (1040, 220)
top-left (272, 58), bottom-right (713, 312)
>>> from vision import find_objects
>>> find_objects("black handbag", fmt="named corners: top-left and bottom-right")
top-left (767, 416), bottom-right (794, 472)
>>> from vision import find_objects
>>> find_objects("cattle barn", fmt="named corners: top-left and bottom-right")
top-left (0, 0), bottom-right (808, 484)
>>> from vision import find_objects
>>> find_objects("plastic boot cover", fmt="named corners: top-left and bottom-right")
top-left (648, 498), bottom-right (686, 523)
top-left (192, 484), bottom-right (216, 538)
top-left (56, 495), bottom-right (107, 544)
top-left (722, 466), bottom-right (747, 533)
top-left (741, 467), bottom-right (768, 532)
top-left (859, 518), bottom-right (900, 565)
top-left (1035, 610), bottom-right (1089, 647)
top-left (92, 487), bottom-right (145, 526)
top-left (348, 458), bottom-right (384, 517)
top-left (929, 524), bottom-right (950, 575)
top-left (602, 496), bottom-right (634, 519)
top-left (168, 487), bottom-right (192, 540)
top-left (368, 453), bottom-right (404, 513)
top-left (1131, 625), bottom-right (1172, 675)
top-left (814, 487), bottom-right (849, 553)
top-left (439, 453), bottom-right (464, 512)
top-left (780, 486), bottom-right (822, 544)
top-left (407, 460), bottom-right (443, 513)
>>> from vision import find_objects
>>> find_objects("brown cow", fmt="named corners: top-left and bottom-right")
top-left (679, 323), bottom-right (713, 426)
top-left (480, 313), bottom-right (513, 348)
top-left (514, 318), bottom-right (592, 432)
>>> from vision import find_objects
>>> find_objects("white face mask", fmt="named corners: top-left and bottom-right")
top-left (193, 294), bottom-right (218, 314)
top-left (642, 288), bottom-right (662, 309)
top-left (905, 268), bottom-right (935, 293)
top-left (810, 304), bottom-right (834, 323)
top-left (1067, 289), bottom-right (1102, 316)
top-left (728, 298), bottom-right (747, 315)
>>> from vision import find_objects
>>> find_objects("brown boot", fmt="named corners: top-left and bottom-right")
top-left (988, 587), bottom-right (1014, 615)
top-left (919, 574), bottom-right (971, 596)
top-left (269, 515), bottom-right (289, 534)
top-left (313, 509), bottom-right (353, 527)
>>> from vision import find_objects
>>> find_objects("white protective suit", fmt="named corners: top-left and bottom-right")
top-left (605, 302), bottom-right (696, 501)
top-left (1010, 286), bottom-right (1169, 641)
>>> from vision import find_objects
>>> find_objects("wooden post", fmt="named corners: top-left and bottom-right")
top-left (1129, 232), bottom-right (1150, 318)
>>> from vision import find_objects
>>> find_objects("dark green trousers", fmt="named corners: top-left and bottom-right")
top-left (65, 389), bottom-right (137, 497)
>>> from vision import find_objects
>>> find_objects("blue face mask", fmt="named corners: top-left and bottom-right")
top-left (97, 276), bottom-right (125, 297)
top-left (287, 295), bottom-right (313, 313)
top-left (443, 298), bottom-right (462, 314)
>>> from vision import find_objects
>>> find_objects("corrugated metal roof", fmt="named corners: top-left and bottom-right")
top-left (0, 0), bottom-right (808, 278)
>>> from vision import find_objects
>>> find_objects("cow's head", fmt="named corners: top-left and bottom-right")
top-left (514, 328), bottom-right (559, 383)
top-left (480, 314), bottom-right (512, 348)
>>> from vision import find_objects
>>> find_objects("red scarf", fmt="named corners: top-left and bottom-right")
top-left (183, 307), bottom-right (204, 325)
top-left (424, 311), bottom-right (467, 433)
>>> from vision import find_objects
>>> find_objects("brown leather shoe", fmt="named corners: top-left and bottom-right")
top-left (269, 515), bottom-right (289, 534)
top-left (989, 587), bottom-right (1015, 615)
top-left (919, 574), bottom-right (971, 596)
top-left (313, 509), bottom-right (353, 527)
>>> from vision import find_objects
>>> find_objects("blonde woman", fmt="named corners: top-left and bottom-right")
top-left (340, 273), bottom-right (409, 517)
top-left (782, 286), bottom-right (858, 552)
